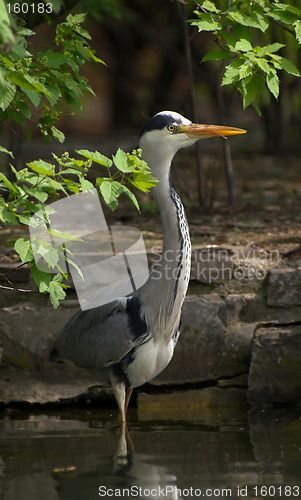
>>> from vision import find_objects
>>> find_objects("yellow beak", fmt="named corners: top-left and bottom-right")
top-left (179, 123), bottom-right (246, 139)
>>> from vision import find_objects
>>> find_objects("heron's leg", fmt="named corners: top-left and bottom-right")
top-left (125, 388), bottom-right (133, 415)
top-left (110, 374), bottom-right (127, 423)
top-left (117, 387), bottom-right (126, 424)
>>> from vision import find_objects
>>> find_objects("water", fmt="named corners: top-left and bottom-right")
top-left (0, 405), bottom-right (301, 500)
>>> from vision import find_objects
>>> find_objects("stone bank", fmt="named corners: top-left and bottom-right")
top-left (0, 261), bottom-right (301, 410)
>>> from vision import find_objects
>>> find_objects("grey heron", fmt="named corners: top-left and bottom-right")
top-left (51, 111), bottom-right (245, 423)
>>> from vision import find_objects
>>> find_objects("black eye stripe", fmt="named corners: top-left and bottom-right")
top-left (139, 113), bottom-right (184, 137)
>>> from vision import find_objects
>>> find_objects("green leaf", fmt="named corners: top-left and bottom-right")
top-left (0, 205), bottom-right (18, 223)
top-left (31, 263), bottom-right (51, 293)
top-left (65, 257), bottom-right (84, 280)
top-left (0, 146), bottom-right (14, 158)
top-left (267, 9), bottom-right (298, 25)
top-left (41, 177), bottom-right (68, 195)
top-left (273, 56), bottom-right (300, 77)
top-left (80, 179), bottom-right (94, 192)
top-left (44, 81), bottom-right (62, 106)
top-left (86, 50), bottom-right (106, 65)
top-left (191, 12), bottom-right (222, 32)
top-left (294, 20), bottom-right (301, 44)
top-left (241, 73), bottom-right (266, 108)
top-left (51, 126), bottom-right (65, 143)
top-left (239, 63), bottom-right (253, 79)
top-left (256, 58), bottom-right (272, 74)
top-left (228, 11), bottom-right (268, 32)
top-left (48, 274), bottom-right (66, 308)
top-left (113, 148), bottom-right (132, 172)
top-left (273, 3), bottom-right (301, 16)
top-left (75, 26), bottom-right (92, 40)
top-left (0, 81), bottom-right (16, 110)
top-left (17, 100), bottom-right (31, 119)
top-left (262, 43), bottom-right (285, 54)
top-left (28, 160), bottom-right (55, 176)
top-left (129, 172), bottom-right (159, 192)
top-left (14, 237), bottom-right (34, 263)
top-left (232, 24), bottom-right (252, 42)
top-left (34, 242), bottom-right (60, 269)
top-left (266, 72), bottom-right (280, 99)
top-left (23, 89), bottom-right (41, 107)
top-left (0, 18), bottom-right (14, 44)
top-left (118, 184), bottom-right (140, 211)
top-left (43, 49), bottom-right (66, 68)
top-left (66, 13), bottom-right (86, 25)
top-left (221, 30), bottom-right (236, 51)
top-left (0, 172), bottom-right (19, 193)
top-left (250, 12), bottom-right (269, 33)
top-left (201, 0), bottom-right (220, 13)
top-left (99, 180), bottom-right (116, 205)
top-left (23, 186), bottom-right (48, 203)
top-left (17, 28), bottom-right (35, 37)
top-left (76, 149), bottom-right (112, 167)
top-left (7, 73), bottom-right (48, 95)
top-left (202, 50), bottom-right (231, 62)
top-left (221, 60), bottom-right (243, 85)
top-left (235, 39), bottom-right (253, 52)
top-left (99, 179), bottom-right (140, 210)
top-left (48, 229), bottom-right (84, 242)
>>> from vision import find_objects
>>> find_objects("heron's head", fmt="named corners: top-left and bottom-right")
top-left (138, 111), bottom-right (246, 171)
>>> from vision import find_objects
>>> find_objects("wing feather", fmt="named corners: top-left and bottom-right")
top-left (52, 298), bottom-right (149, 370)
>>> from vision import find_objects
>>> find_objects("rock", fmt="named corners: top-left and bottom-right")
top-left (1, 284), bottom-right (301, 406)
top-left (152, 295), bottom-right (254, 385)
top-left (266, 268), bottom-right (301, 307)
top-left (0, 361), bottom-right (110, 405)
top-left (138, 387), bottom-right (247, 422)
top-left (240, 293), bottom-right (301, 324)
top-left (190, 244), bottom-right (277, 285)
top-left (217, 373), bottom-right (249, 388)
top-left (248, 324), bottom-right (301, 404)
top-left (190, 247), bottom-right (233, 283)
top-left (0, 301), bottom-right (79, 369)
top-left (218, 294), bottom-right (246, 325)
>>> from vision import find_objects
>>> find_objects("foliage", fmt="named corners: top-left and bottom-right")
top-left (0, 4), bottom-right (158, 308)
top-left (0, 8), bottom-right (104, 143)
top-left (190, 0), bottom-right (301, 113)
top-left (0, 148), bottom-right (158, 308)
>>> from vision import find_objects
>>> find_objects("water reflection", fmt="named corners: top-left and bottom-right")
top-left (0, 407), bottom-right (300, 500)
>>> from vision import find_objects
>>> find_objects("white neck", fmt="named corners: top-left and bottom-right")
top-left (138, 145), bottom-right (191, 342)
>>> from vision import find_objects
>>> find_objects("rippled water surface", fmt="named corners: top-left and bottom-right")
top-left (0, 404), bottom-right (301, 499)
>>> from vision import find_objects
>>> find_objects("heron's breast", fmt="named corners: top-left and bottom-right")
top-left (126, 338), bottom-right (174, 388)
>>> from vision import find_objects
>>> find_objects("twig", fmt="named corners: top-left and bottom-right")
top-left (0, 284), bottom-right (34, 293)
top-left (1, 261), bottom-right (28, 278)
top-left (181, 2), bottom-right (205, 208)
top-left (216, 67), bottom-right (236, 205)
top-left (0, 262), bottom-right (35, 293)
top-left (0, 272), bottom-right (34, 293)
top-left (268, 16), bottom-right (295, 36)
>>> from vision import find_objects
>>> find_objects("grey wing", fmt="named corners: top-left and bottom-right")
top-left (52, 298), bottom-right (149, 370)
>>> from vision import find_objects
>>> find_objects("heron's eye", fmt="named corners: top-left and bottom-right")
top-left (167, 124), bottom-right (176, 132)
